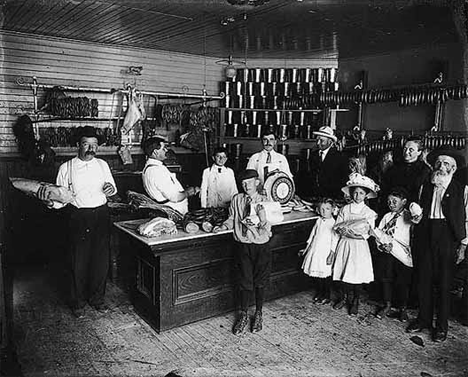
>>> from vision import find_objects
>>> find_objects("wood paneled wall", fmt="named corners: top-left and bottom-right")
top-left (0, 31), bottom-right (225, 153)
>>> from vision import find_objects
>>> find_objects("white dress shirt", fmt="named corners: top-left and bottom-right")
top-left (55, 157), bottom-right (116, 209)
top-left (424, 176), bottom-right (468, 245)
top-left (200, 165), bottom-right (238, 208)
top-left (319, 146), bottom-right (332, 162)
top-left (142, 158), bottom-right (188, 215)
top-left (246, 149), bottom-right (293, 183)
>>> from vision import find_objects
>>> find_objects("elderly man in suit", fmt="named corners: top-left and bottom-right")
top-left (308, 126), bottom-right (348, 200)
top-left (407, 145), bottom-right (468, 342)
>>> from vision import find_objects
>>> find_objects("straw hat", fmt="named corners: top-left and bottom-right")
top-left (313, 126), bottom-right (337, 142)
top-left (341, 173), bottom-right (380, 199)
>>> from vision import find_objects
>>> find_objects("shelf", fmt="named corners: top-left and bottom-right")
top-left (222, 136), bottom-right (318, 143)
top-left (224, 108), bottom-right (323, 113)
top-left (30, 116), bottom-right (162, 123)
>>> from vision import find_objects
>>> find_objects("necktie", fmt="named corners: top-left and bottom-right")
top-left (218, 168), bottom-right (222, 173)
top-left (242, 197), bottom-right (252, 236)
top-left (382, 212), bottom-right (400, 237)
top-left (319, 150), bottom-right (324, 162)
top-left (266, 152), bottom-right (272, 164)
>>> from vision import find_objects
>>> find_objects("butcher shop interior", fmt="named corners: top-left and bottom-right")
top-left (1, 0), bottom-right (468, 376)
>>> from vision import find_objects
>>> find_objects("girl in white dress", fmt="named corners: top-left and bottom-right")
top-left (300, 198), bottom-right (338, 304)
top-left (330, 173), bottom-right (379, 316)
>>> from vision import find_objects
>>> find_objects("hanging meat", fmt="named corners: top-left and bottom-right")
top-left (120, 88), bottom-right (146, 135)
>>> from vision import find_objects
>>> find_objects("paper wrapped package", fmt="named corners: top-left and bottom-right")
top-left (246, 201), bottom-right (284, 226)
top-left (333, 218), bottom-right (370, 237)
top-left (10, 177), bottom-right (74, 204)
top-left (372, 227), bottom-right (413, 267)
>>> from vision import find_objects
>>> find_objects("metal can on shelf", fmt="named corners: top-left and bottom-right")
top-left (235, 81), bottom-right (243, 96)
top-left (279, 143), bottom-right (289, 155)
top-left (256, 124), bottom-right (263, 138)
top-left (232, 143), bottom-right (243, 158)
top-left (280, 124), bottom-right (288, 139)
top-left (233, 123), bottom-right (239, 138)
top-left (259, 82), bottom-right (266, 96)
top-left (224, 95), bottom-right (230, 108)
top-left (291, 68), bottom-right (300, 83)
top-left (306, 125), bottom-right (312, 139)
top-left (265, 68), bottom-right (275, 83)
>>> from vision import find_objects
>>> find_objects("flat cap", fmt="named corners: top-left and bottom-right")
top-left (238, 169), bottom-right (259, 181)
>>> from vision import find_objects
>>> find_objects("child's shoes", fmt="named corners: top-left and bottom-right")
top-left (375, 302), bottom-right (391, 319)
top-left (232, 311), bottom-right (249, 335)
top-left (319, 297), bottom-right (331, 305)
top-left (333, 298), bottom-right (346, 310)
top-left (399, 308), bottom-right (409, 322)
top-left (251, 310), bottom-right (263, 333)
top-left (349, 298), bottom-right (359, 316)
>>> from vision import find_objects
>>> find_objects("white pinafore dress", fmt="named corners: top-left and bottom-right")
top-left (332, 202), bottom-right (376, 284)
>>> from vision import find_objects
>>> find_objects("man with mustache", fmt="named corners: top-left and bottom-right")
top-left (38, 126), bottom-right (116, 318)
top-left (246, 130), bottom-right (292, 185)
top-left (407, 145), bottom-right (467, 342)
top-left (308, 126), bottom-right (348, 199)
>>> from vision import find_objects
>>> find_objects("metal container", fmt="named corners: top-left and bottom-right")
top-left (227, 110), bottom-right (234, 124)
top-left (224, 95), bottom-right (230, 108)
top-left (275, 110), bottom-right (282, 125)
top-left (302, 68), bottom-right (312, 83)
top-left (252, 111), bottom-right (258, 125)
top-left (224, 81), bottom-right (233, 95)
top-left (245, 82), bottom-right (254, 96)
top-left (233, 123), bottom-right (239, 138)
top-left (248, 96), bottom-right (255, 109)
top-left (253, 68), bottom-right (263, 83)
top-left (256, 124), bottom-right (263, 138)
top-left (299, 111), bottom-right (305, 126)
top-left (291, 68), bottom-right (300, 83)
top-left (329, 68), bottom-right (338, 83)
top-left (280, 124), bottom-right (288, 139)
top-left (238, 68), bottom-right (249, 82)
top-left (278, 68), bottom-right (286, 83)
top-left (235, 81), bottom-right (243, 96)
top-left (259, 82), bottom-right (266, 96)
top-left (303, 148), bottom-right (313, 160)
top-left (306, 125), bottom-right (312, 139)
top-left (317, 67), bottom-right (325, 83)
top-left (232, 143), bottom-right (243, 158)
top-left (265, 68), bottom-right (275, 83)
top-left (279, 143), bottom-right (289, 155)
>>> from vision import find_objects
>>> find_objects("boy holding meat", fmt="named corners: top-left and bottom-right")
top-left (213, 169), bottom-right (273, 335)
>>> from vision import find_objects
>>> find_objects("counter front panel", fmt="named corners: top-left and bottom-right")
top-left (115, 212), bottom-right (317, 332)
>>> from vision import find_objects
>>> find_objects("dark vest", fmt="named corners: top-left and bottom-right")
top-left (419, 178), bottom-right (466, 242)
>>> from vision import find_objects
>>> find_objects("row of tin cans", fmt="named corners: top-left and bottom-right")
top-left (225, 109), bottom-right (321, 126)
top-left (229, 67), bottom-right (338, 83)
top-left (222, 81), bottom-right (337, 97)
top-left (224, 123), bottom-right (319, 141)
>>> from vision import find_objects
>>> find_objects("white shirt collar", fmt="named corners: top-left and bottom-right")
top-left (319, 146), bottom-right (332, 160)
top-left (146, 158), bottom-right (163, 166)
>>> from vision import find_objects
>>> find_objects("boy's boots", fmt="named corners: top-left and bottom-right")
top-left (376, 301), bottom-right (392, 319)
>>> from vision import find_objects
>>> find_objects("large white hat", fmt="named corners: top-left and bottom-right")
top-left (341, 173), bottom-right (380, 199)
top-left (313, 126), bottom-right (337, 142)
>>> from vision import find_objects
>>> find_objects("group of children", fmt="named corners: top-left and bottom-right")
top-left (204, 146), bottom-right (420, 333)
top-left (300, 172), bottom-right (419, 319)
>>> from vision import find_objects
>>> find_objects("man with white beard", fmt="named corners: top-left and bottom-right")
top-left (407, 146), bottom-right (468, 342)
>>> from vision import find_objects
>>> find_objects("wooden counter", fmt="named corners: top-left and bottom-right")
top-left (114, 211), bottom-right (317, 332)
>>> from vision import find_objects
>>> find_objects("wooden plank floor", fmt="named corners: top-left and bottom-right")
top-left (12, 263), bottom-right (468, 377)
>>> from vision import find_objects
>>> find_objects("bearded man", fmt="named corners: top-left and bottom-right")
top-left (407, 146), bottom-right (468, 342)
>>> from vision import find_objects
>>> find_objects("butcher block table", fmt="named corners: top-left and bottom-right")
top-left (114, 211), bottom-right (318, 333)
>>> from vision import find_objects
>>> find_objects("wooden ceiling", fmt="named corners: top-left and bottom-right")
top-left (1, 0), bottom-right (459, 59)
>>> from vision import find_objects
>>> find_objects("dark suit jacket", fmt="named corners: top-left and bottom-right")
top-left (309, 147), bottom-right (348, 199)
